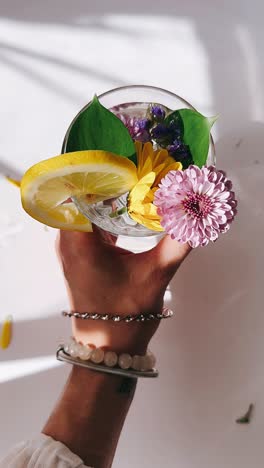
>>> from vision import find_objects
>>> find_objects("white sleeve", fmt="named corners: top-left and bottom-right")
top-left (0, 434), bottom-right (92, 468)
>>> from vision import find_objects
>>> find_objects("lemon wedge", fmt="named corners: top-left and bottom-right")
top-left (21, 150), bottom-right (138, 231)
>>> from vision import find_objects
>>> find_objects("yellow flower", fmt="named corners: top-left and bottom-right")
top-left (128, 142), bottom-right (182, 231)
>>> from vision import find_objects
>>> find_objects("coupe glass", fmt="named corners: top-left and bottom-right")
top-left (62, 85), bottom-right (215, 251)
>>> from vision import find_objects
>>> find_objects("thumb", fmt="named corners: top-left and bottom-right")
top-left (143, 234), bottom-right (192, 279)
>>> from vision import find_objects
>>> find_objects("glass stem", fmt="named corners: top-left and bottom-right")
top-left (109, 207), bottom-right (127, 218)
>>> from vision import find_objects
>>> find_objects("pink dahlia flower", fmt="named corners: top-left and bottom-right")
top-left (154, 165), bottom-right (237, 248)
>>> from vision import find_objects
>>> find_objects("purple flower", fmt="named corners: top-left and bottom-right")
top-left (167, 140), bottom-right (182, 153)
top-left (137, 118), bottom-right (149, 130)
top-left (151, 123), bottom-right (171, 140)
top-left (150, 105), bottom-right (166, 121)
top-left (151, 121), bottom-right (182, 145)
top-left (115, 113), bottom-right (151, 143)
top-left (154, 165), bottom-right (237, 248)
top-left (167, 140), bottom-right (193, 168)
top-left (167, 120), bottom-right (182, 136)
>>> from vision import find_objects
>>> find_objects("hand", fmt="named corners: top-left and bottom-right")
top-left (56, 229), bottom-right (191, 354)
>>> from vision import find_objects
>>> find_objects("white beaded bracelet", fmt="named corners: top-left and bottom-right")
top-left (65, 338), bottom-right (156, 371)
top-left (56, 339), bottom-right (158, 379)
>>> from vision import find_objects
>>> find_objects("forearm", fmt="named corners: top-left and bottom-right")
top-left (42, 295), bottom-right (156, 467)
top-left (43, 366), bottom-right (137, 468)
top-left (45, 229), bottom-right (184, 468)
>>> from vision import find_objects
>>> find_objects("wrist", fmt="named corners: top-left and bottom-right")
top-left (69, 289), bottom-right (164, 317)
top-left (72, 318), bottom-right (153, 355)
top-left (69, 297), bottom-right (163, 355)
top-left (70, 365), bottom-right (137, 396)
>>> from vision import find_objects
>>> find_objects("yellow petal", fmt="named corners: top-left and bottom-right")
top-left (131, 201), bottom-right (159, 218)
top-left (129, 211), bottom-right (164, 231)
top-left (135, 140), bottom-right (143, 158)
top-left (135, 141), bottom-right (144, 173)
top-left (0, 315), bottom-right (12, 349)
top-left (129, 172), bottom-right (155, 203)
top-left (142, 142), bottom-right (153, 161)
top-left (138, 156), bottom-right (154, 179)
top-left (155, 161), bottom-right (182, 185)
top-left (152, 163), bottom-right (168, 176)
top-left (128, 142), bottom-right (181, 233)
top-left (136, 172), bottom-right (155, 186)
top-left (152, 149), bottom-right (173, 168)
top-left (130, 184), bottom-right (152, 204)
top-left (136, 141), bottom-right (154, 177)
top-left (144, 189), bottom-right (155, 202)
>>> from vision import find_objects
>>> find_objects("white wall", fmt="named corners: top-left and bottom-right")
top-left (0, 1), bottom-right (264, 467)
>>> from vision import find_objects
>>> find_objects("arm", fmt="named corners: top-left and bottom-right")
top-left (43, 230), bottom-right (191, 468)
top-left (43, 368), bottom-right (136, 468)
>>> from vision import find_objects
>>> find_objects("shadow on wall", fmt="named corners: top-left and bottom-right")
top-left (0, 123), bottom-right (263, 463)
top-left (144, 121), bottom-right (264, 468)
top-left (0, 313), bottom-right (69, 362)
top-left (1, 0), bottom-right (212, 22)
top-left (0, 0), bottom-right (261, 26)
top-left (151, 121), bottom-right (264, 457)
top-left (0, 312), bottom-right (69, 452)
top-left (0, 0), bottom-right (263, 123)
top-left (0, 365), bottom-right (69, 451)
top-left (0, 1), bottom-right (264, 466)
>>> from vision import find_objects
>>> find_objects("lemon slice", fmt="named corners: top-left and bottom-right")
top-left (21, 150), bottom-right (138, 231)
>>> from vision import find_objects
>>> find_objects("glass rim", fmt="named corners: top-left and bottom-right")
top-left (61, 84), bottom-right (215, 157)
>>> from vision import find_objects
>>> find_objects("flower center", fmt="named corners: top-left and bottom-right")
top-left (182, 193), bottom-right (212, 219)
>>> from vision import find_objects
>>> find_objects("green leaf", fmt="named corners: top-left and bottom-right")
top-left (165, 109), bottom-right (217, 168)
top-left (179, 109), bottom-right (217, 167)
top-left (65, 95), bottom-right (136, 164)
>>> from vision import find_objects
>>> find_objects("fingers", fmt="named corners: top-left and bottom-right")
top-left (142, 234), bottom-right (192, 279)
top-left (56, 228), bottom-right (103, 260)
top-left (157, 235), bottom-right (192, 265)
top-left (92, 225), bottom-right (118, 246)
top-left (58, 229), bottom-right (97, 247)
top-left (58, 225), bottom-right (108, 245)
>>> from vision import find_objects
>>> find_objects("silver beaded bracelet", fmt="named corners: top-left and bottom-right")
top-left (62, 306), bottom-right (173, 323)
top-left (56, 342), bottom-right (159, 379)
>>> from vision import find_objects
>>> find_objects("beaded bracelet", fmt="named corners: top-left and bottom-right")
top-left (56, 339), bottom-right (158, 379)
top-left (62, 306), bottom-right (173, 323)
